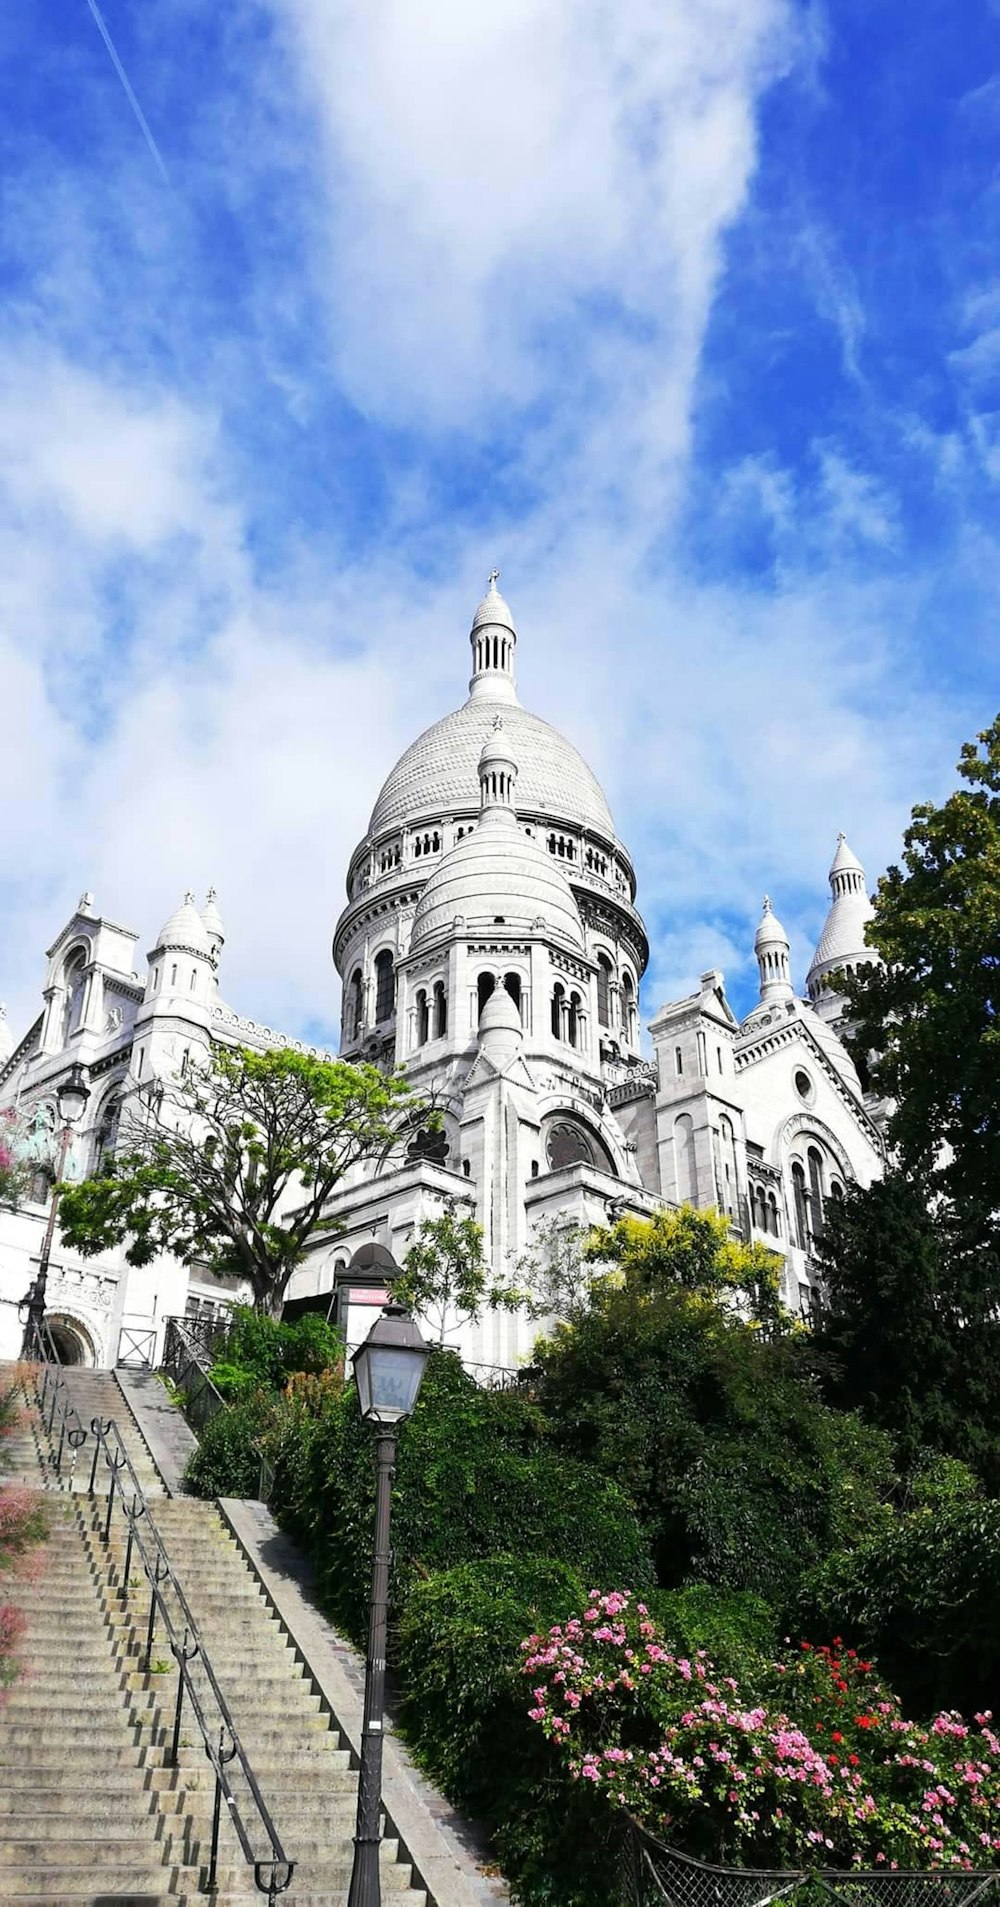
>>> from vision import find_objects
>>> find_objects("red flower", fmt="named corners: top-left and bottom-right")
top-left (849, 1755), bottom-right (860, 1766)
top-left (831, 1732), bottom-right (843, 1744)
top-left (828, 1754), bottom-right (839, 1766)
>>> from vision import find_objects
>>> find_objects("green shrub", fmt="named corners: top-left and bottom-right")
top-left (183, 1394), bottom-right (274, 1498)
top-left (398, 1555), bottom-right (627, 1907)
top-left (212, 1306), bottom-right (342, 1392)
top-left (799, 1490), bottom-right (1000, 1717)
top-left (532, 1282), bottom-right (895, 1606)
top-left (284, 1351), bottom-right (654, 1642)
top-left (649, 1583), bottom-right (777, 1668)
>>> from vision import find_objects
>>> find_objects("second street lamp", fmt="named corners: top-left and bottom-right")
top-left (347, 1298), bottom-right (430, 1907)
top-left (19, 1062), bottom-right (91, 1360)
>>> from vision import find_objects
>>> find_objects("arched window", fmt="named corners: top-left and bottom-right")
top-left (792, 1161), bottom-right (809, 1249)
top-left (503, 972), bottom-right (522, 1013)
top-left (807, 1146), bottom-right (825, 1237)
top-left (374, 950), bottom-right (395, 1023)
top-left (717, 1114), bottom-right (738, 1221)
top-left (433, 979), bottom-right (447, 1039)
top-left (768, 1191), bottom-right (781, 1237)
top-left (415, 989), bottom-right (429, 1046)
top-left (621, 970), bottom-right (637, 1044)
top-left (754, 1184), bottom-right (767, 1231)
top-left (568, 992), bottom-right (581, 1048)
top-left (543, 1116), bottom-right (615, 1175)
top-left (346, 969), bottom-right (363, 1042)
top-left (597, 955), bottom-right (612, 1029)
top-left (477, 972), bottom-right (496, 1021)
top-left (61, 949), bottom-right (87, 1044)
top-left (674, 1113), bottom-right (696, 1204)
top-left (93, 1095), bottom-right (121, 1176)
top-left (551, 982), bottom-right (565, 1040)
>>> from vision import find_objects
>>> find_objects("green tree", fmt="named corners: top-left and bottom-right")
top-left (58, 1046), bottom-right (414, 1316)
top-left (842, 715), bottom-right (1000, 1246)
top-left (813, 1172), bottom-right (1000, 1486)
top-left (530, 1211), bottom-right (893, 1601)
top-left (585, 1204), bottom-right (788, 1331)
top-left (394, 1202), bottom-right (524, 1346)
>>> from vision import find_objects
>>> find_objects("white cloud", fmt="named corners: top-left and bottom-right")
top-left (274, 0), bottom-right (796, 450)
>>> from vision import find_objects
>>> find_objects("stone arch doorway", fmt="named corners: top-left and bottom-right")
top-left (45, 1314), bottom-right (96, 1368)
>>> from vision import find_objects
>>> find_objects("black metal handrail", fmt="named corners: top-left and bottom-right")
top-left (161, 1315), bottom-right (228, 1433)
top-left (86, 1412), bottom-right (295, 1904)
top-left (26, 1315), bottom-right (89, 1479)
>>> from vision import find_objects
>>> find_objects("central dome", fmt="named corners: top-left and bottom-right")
top-left (369, 695), bottom-right (615, 839)
top-left (410, 725), bottom-right (584, 953)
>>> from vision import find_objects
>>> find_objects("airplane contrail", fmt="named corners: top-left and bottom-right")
top-left (85, 0), bottom-right (169, 184)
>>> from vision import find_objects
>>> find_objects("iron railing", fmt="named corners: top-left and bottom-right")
top-left (27, 1315), bottom-right (89, 1481)
top-left (117, 1324), bottom-right (158, 1369)
top-left (161, 1315), bottom-right (228, 1434)
top-left (25, 1339), bottom-right (294, 1904)
top-left (625, 1824), bottom-right (1000, 1907)
top-left (86, 1413), bottom-right (294, 1904)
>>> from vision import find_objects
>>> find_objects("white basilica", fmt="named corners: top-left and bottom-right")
top-left (0, 577), bottom-right (885, 1369)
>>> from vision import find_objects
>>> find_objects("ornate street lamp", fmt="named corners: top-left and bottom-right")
top-left (19, 1062), bottom-right (91, 1360)
top-left (347, 1296), bottom-right (430, 1907)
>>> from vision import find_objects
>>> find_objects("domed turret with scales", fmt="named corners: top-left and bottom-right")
top-left (806, 834), bottom-right (879, 1023)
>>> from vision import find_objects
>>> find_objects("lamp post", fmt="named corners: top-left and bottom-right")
top-left (347, 1297), bottom-right (430, 1907)
top-left (20, 1062), bottom-right (91, 1360)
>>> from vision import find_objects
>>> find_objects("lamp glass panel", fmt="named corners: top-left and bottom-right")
top-left (365, 1346), bottom-right (426, 1423)
top-left (58, 1078), bottom-right (89, 1124)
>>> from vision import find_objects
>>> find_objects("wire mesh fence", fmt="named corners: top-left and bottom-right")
top-left (625, 1827), bottom-right (1000, 1907)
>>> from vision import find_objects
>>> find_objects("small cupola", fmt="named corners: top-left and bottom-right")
top-left (469, 571), bottom-right (518, 704)
top-left (754, 895), bottom-right (794, 1003)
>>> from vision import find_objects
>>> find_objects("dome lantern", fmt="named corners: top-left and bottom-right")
top-left (754, 895), bottom-right (793, 1004)
top-left (469, 571), bottom-right (518, 704)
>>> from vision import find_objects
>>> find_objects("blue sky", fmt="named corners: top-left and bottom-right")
top-left (1, 0), bottom-right (998, 1046)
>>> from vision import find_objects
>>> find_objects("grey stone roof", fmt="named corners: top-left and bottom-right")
top-left (368, 693), bottom-right (616, 839)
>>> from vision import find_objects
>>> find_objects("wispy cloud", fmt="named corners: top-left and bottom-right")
top-left (0, 0), bottom-right (998, 1046)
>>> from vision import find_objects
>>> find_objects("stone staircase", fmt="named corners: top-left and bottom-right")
top-left (0, 1362), bottom-right (429, 1906)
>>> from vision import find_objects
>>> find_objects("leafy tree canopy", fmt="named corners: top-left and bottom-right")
top-left (58, 1045), bottom-right (415, 1315)
top-left (842, 715), bottom-right (1000, 1244)
top-left (529, 1210), bottom-right (893, 1601)
top-left (394, 1203), bottom-right (524, 1346)
top-left (584, 1204), bottom-right (788, 1331)
top-left (813, 1171), bottom-right (1000, 1488)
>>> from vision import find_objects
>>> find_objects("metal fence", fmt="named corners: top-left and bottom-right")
top-left (625, 1827), bottom-right (1000, 1907)
top-left (161, 1315), bottom-right (228, 1435)
top-left (116, 1324), bottom-right (157, 1369)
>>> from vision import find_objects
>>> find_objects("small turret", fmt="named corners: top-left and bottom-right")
top-left (468, 571), bottom-right (518, 704)
top-left (154, 892), bottom-right (212, 957)
top-left (754, 896), bottom-right (794, 1004)
top-left (806, 835), bottom-right (878, 1022)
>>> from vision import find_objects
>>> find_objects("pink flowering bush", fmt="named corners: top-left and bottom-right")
top-left (0, 1381), bottom-right (49, 1699)
top-left (0, 1106), bottom-right (33, 1208)
top-left (522, 1590), bottom-right (1000, 1871)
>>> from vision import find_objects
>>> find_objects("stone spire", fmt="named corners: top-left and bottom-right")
top-left (468, 571), bottom-right (518, 704)
top-left (806, 834), bottom-right (878, 1019)
top-left (754, 895), bottom-right (794, 1004)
